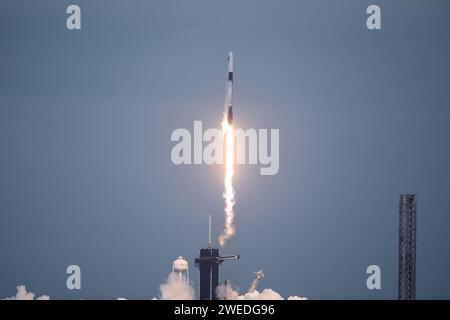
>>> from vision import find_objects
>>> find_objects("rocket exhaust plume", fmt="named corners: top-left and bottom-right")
top-left (219, 52), bottom-right (236, 247)
top-left (219, 118), bottom-right (235, 246)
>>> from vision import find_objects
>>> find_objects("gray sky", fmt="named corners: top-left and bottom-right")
top-left (1, 0), bottom-right (449, 299)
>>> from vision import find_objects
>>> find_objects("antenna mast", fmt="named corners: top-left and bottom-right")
top-left (208, 214), bottom-right (212, 249)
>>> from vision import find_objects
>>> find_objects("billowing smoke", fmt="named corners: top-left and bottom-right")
top-left (2, 285), bottom-right (50, 300)
top-left (2, 282), bottom-right (305, 301)
top-left (158, 272), bottom-right (195, 300)
top-left (216, 282), bottom-right (307, 300)
top-left (287, 295), bottom-right (308, 300)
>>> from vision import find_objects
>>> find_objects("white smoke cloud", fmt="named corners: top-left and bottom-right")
top-left (2, 285), bottom-right (50, 300)
top-left (158, 272), bottom-right (195, 300)
top-left (287, 295), bottom-right (308, 300)
top-left (2, 279), bottom-right (307, 301)
top-left (216, 282), bottom-right (307, 300)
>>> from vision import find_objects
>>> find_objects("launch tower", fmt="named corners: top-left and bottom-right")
top-left (195, 215), bottom-right (239, 300)
top-left (398, 194), bottom-right (417, 300)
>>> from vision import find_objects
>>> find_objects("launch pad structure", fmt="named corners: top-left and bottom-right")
top-left (195, 215), bottom-right (239, 300)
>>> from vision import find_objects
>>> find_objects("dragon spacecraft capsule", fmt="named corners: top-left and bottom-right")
top-left (225, 52), bottom-right (233, 125)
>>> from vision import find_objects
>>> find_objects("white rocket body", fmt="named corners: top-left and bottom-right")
top-left (225, 52), bottom-right (233, 124)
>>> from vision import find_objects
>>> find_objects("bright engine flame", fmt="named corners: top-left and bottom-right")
top-left (219, 116), bottom-right (235, 246)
